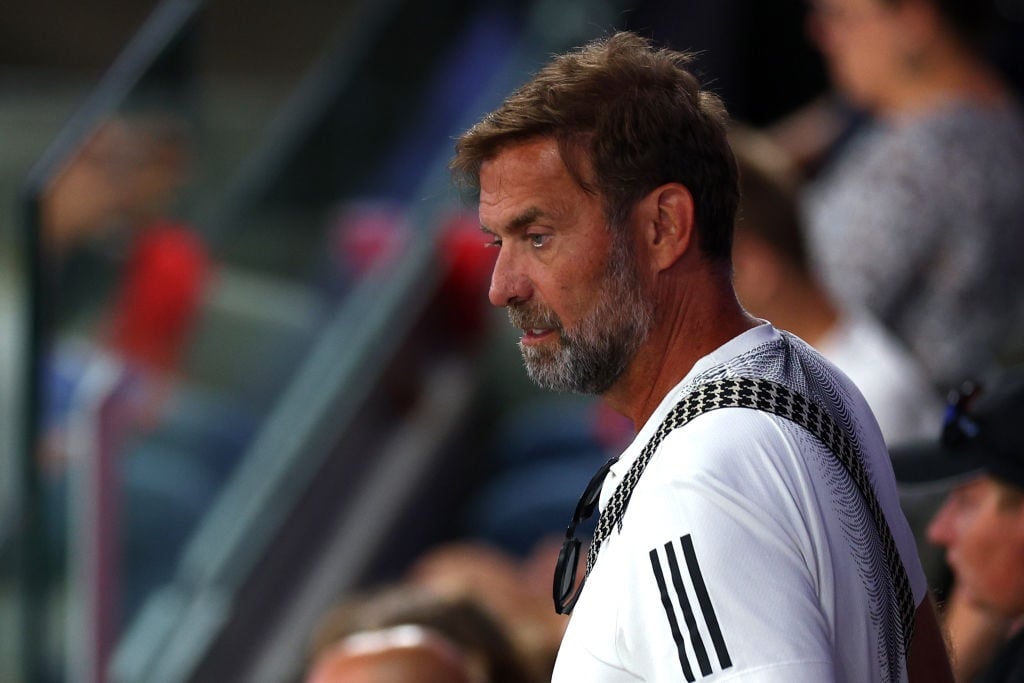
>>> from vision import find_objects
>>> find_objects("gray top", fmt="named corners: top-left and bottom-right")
top-left (802, 98), bottom-right (1024, 390)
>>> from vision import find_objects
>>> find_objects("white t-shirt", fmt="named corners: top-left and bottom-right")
top-left (551, 323), bottom-right (926, 683)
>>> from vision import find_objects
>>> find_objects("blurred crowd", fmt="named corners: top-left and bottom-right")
top-left (9, 0), bottom-right (1024, 681)
top-left (298, 0), bottom-right (1024, 681)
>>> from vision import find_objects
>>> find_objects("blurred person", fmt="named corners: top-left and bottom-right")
top-left (34, 102), bottom-right (235, 635)
top-left (42, 109), bottom-right (200, 335)
top-left (894, 367), bottom-right (1024, 681)
top-left (730, 130), bottom-right (954, 603)
top-left (309, 584), bottom-right (537, 683)
top-left (730, 128), bottom-right (943, 447)
top-left (452, 31), bottom-right (951, 681)
top-left (41, 113), bottom-right (190, 260)
top-left (797, 0), bottom-right (1024, 390)
top-left (307, 625), bottom-right (474, 683)
top-left (39, 107), bottom-right (211, 479)
top-left (408, 539), bottom-right (568, 680)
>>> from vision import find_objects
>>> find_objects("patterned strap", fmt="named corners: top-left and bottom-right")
top-left (586, 377), bottom-right (915, 656)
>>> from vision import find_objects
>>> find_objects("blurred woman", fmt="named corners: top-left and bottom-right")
top-left (798, 0), bottom-right (1024, 391)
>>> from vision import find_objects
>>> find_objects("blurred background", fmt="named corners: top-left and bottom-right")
top-left (1, 1), bottom-right (1022, 681)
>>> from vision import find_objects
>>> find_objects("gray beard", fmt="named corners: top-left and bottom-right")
top-left (508, 240), bottom-right (653, 395)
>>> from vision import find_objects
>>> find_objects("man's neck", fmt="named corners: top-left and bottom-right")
top-left (604, 264), bottom-right (759, 429)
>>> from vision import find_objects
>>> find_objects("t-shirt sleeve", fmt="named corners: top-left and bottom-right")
top-left (610, 413), bottom-right (839, 681)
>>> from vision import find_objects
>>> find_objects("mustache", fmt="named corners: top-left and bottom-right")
top-left (508, 301), bottom-right (562, 331)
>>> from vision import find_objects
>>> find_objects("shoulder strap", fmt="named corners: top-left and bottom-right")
top-left (587, 377), bottom-right (915, 656)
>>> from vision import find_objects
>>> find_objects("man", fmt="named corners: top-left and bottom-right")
top-left (895, 368), bottom-right (1024, 682)
top-left (451, 32), bottom-right (951, 681)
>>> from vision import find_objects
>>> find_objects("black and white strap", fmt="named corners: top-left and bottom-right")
top-left (586, 377), bottom-right (915, 656)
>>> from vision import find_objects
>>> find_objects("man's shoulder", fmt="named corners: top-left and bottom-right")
top-left (634, 323), bottom-right (883, 483)
top-left (650, 406), bottom-right (817, 489)
top-left (666, 327), bottom-right (885, 465)
top-left (683, 328), bottom-right (865, 419)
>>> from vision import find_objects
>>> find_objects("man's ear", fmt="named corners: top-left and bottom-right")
top-left (641, 183), bottom-right (696, 272)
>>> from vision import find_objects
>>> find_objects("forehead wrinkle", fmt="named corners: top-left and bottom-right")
top-left (481, 205), bottom-right (547, 236)
top-left (480, 138), bottom-right (585, 230)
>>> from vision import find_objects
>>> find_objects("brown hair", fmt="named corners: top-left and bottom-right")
top-left (451, 31), bottom-right (739, 262)
top-left (729, 127), bottom-right (811, 274)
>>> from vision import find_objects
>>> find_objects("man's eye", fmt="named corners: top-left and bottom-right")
top-left (484, 237), bottom-right (502, 248)
top-left (528, 234), bottom-right (549, 248)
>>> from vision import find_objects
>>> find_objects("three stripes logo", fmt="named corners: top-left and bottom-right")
top-left (649, 534), bottom-right (732, 681)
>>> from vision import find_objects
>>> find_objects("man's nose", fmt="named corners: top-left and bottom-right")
top-left (926, 498), bottom-right (958, 549)
top-left (488, 248), bottom-right (531, 307)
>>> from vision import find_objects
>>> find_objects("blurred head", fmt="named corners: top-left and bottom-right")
top-left (894, 367), bottom-right (1024, 617)
top-left (729, 129), bottom-right (811, 314)
top-left (43, 113), bottom-right (191, 255)
top-left (310, 586), bottom-right (535, 683)
top-left (925, 476), bottom-right (1024, 617)
top-left (452, 31), bottom-right (739, 264)
top-left (806, 0), bottom-right (996, 110)
top-left (408, 541), bottom-right (570, 681)
top-left (306, 626), bottom-right (474, 683)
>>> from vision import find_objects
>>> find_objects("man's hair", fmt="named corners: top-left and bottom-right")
top-left (451, 31), bottom-right (739, 262)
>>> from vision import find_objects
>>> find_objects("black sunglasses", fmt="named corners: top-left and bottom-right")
top-left (553, 456), bottom-right (617, 615)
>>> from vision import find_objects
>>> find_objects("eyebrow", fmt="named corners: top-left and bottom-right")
top-left (481, 206), bottom-right (546, 236)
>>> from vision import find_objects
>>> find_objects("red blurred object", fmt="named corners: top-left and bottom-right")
top-left (107, 220), bottom-right (210, 372)
top-left (438, 211), bottom-right (497, 341)
top-left (331, 201), bottom-right (409, 279)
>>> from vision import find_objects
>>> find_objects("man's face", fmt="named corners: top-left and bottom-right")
top-left (478, 138), bottom-right (652, 395)
top-left (927, 476), bottom-right (1024, 617)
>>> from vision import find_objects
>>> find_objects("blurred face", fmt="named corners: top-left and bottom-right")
top-left (806, 0), bottom-right (909, 110)
top-left (306, 636), bottom-right (472, 683)
top-left (479, 138), bottom-right (653, 395)
top-left (44, 116), bottom-right (190, 253)
top-left (927, 477), bottom-right (1024, 618)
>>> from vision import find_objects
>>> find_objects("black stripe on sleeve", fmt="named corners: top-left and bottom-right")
top-left (665, 541), bottom-right (712, 676)
top-left (680, 534), bottom-right (733, 670)
top-left (649, 548), bottom-right (696, 682)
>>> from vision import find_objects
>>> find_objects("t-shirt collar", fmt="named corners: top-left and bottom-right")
top-left (600, 321), bottom-right (779, 504)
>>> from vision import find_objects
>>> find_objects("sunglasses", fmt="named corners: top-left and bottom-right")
top-left (553, 456), bottom-right (617, 615)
